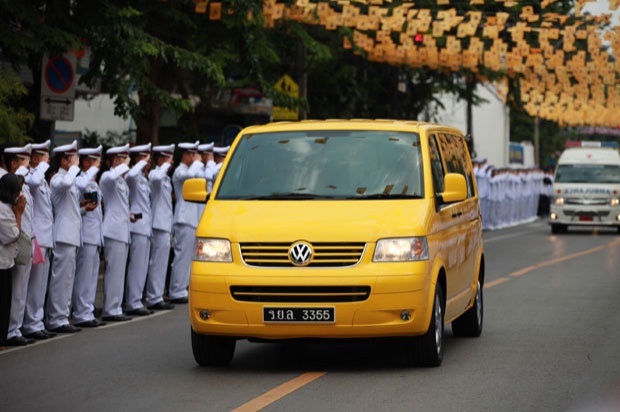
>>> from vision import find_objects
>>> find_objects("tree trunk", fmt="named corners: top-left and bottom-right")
top-left (135, 97), bottom-right (162, 146)
top-left (133, 58), bottom-right (177, 146)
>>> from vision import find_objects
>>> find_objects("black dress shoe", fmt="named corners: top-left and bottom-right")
top-left (147, 301), bottom-right (175, 311)
top-left (24, 330), bottom-right (50, 340)
top-left (50, 324), bottom-right (82, 333)
top-left (168, 296), bottom-right (188, 304)
top-left (125, 307), bottom-right (154, 316)
top-left (43, 330), bottom-right (57, 338)
top-left (3, 336), bottom-right (35, 346)
top-left (75, 319), bottom-right (107, 328)
top-left (101, 314), bottom-right (132, 322)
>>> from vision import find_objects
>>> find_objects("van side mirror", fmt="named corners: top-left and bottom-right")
top-left (437, 173), bottom-right (467, 206)
top-left (183, 178), bottom-right (208, 203)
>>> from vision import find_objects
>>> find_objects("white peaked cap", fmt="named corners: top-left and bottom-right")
top-left (53, 140), bottom-right (78, 154)
top-left (129, 143), bottom-right (152, 155)
top-left (31, 140), bottom-right (51, 154)
top-left (213, 146), bottom-right (230, 156)
top-left (106, 143), bottom-right (130, 156)
top-left (78, 145), bottom-right (103, 158)
top-left (198, 142), bottom-right (214, 152)
top-left (4, 144), bottom-right (32, 158)
top-left (178, 141), bottom-right (200, 152)
top-left (153, 144), bottom-right (175, 156)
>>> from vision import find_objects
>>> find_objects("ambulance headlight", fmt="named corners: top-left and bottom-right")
top-left (611, 198), bottom-right (619, 206)
top-left (194, 238), bottom-right (232, 262)
top-left (554, 197), bottom-right (565, 205)
top-left (374, 237), bottom-right (428, 262)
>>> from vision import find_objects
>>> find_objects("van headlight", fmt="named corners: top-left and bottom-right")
top-left (373, 237), bottom-right (428, 262)
top-left (194, 238), bottom-right (232, 262)
top-left (611, 198), bottom-right (619, 206)
top-left (554, 197), bottom-right (565, 205)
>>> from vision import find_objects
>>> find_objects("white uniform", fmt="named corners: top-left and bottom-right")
top-left (8, 166), bottom-right (33, 340)
top-left (47, 165), bottom-right (81, 329)
top-left (146, 162), bottom-right (173, 307)
top-left (169, 159), bottom-right (204, 300)
top-left (22, 161), bottom-right (53, 335)
top-left (204, 160), bottom-right (217, 192)
top-left (72, 166), bottom-right (103, 324)
top-left (125, 160), bottom-right (152, 311)
top-left (100, 163), bottom-right (131, 317)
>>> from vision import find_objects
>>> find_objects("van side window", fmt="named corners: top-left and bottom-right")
top-left (428, 135), bottom-right (445, 193)
top-left (436, 133), bottom-right (474, 198)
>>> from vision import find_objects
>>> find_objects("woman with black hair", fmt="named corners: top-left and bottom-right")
top-left (0, 173), bottom-right (27, 346)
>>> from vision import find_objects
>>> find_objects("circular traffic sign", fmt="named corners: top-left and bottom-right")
top-left (44, 56), bottom-right (74, 94)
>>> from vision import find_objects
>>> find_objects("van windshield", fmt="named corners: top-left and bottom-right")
top-left (216, 130), bottom-right (424, 200)
top-left (555, 164), bottom-right (620, 184)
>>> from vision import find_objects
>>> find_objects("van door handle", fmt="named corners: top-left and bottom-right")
top-left (452, 211), bottom-right (463, 218)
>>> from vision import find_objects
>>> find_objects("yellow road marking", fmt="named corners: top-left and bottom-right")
top-left (231, 372), bottom-right (326, 412)
top-left (485, 239), bottom-right (620, 289)
top-left (484, 277), bottom-right (510, 289)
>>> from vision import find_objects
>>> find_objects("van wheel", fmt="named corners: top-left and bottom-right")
top-left (406, 287), bottom-right (444, 367)
top-left (191, 329), bottom-right (236, 366)
top-left (452, 280), bottom-right (483, 337)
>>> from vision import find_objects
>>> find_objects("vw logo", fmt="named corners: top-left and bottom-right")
top-left (289, 242), bottom-right (313, 266)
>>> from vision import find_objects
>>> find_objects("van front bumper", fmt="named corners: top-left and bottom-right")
top-left (549, 204), bottom-right (620, 227)
top-left (188, 262), bottom-right (433, 340)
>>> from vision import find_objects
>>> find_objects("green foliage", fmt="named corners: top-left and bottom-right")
top-left (0, 0), bottom-right (593, 148)
top-left (0, 72), bottom-right (34, 144)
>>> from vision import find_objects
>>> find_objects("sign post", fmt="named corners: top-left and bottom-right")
top-left (40, 53), bottom-right (76, 121)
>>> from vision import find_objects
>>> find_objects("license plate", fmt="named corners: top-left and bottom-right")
top-left (263, 307), bottom-right (335, 323)
top-left (579, 216), bottom-right (594, 221)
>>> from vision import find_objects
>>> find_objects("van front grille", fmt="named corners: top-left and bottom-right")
top-left (240, 242), bottom-right (366, 267)
top-left (230, 286), bottom-right (371, 302)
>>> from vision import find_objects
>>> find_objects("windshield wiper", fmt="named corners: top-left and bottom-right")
top-left (243, 193), bottom-right (336, 200)
top-left (346, 193), bottom-right (423, 199)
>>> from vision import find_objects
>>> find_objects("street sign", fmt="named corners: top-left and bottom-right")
top-left (40, 54), bottom-right (76, 121)
top-left (272, 74), bottom-right (299, 121)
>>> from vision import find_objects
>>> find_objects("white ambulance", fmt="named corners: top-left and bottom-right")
top-left (549, 141), bottom-right (620, 234)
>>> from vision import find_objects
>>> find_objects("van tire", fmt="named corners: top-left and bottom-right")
top-left (407, 287), bottom-right (444, 367)
top-left (452, 280), bottom-right (483, 337)
top-left (191, 329), bottom-right (236, 366)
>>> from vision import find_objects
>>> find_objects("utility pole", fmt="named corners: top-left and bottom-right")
top-left (465, 75), bottom-right (475, 155)
top-left (534, 115), bottom-right (540, 166)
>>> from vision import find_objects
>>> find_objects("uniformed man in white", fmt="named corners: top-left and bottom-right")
top-left (47, 140), bottom-right (83, 333)
top-left (72, 145), bottom-right (106, 328)
top-left (196, 142), bottom-right (214, 220)
top-left (124, 143), bottom-right (154, 316)
top-left (145, 144), bottom-right (175, 311)
top-left (100, 144), bottom-right (133, 322)
top-left (207, 145), bottom-right (230, 184)
top-left (3, 144), bottom-right (35, 345)
top-left (169, 141), bottom-right (203, 304)
top-left (198, 142), bottom-right (215, 191)
top-left (22, 141), bottom-right (58, 340)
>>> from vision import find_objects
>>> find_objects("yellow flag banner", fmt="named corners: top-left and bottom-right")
top-left (258, 0), bottom-right (620, 127)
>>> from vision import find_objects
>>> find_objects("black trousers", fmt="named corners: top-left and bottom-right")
top-left (0, 268), bottom-right (12, 342)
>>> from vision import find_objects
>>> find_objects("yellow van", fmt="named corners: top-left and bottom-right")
top-left (183, 119), bottom-right (485, 367)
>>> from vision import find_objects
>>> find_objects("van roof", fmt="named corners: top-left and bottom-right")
top-left (240, 119), bottom-right (463, 135)
top-left (557, 147), bottom-right (620, 164)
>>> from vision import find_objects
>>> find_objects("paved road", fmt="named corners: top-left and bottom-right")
top-left (1, 220), bottom-right (619, 412)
